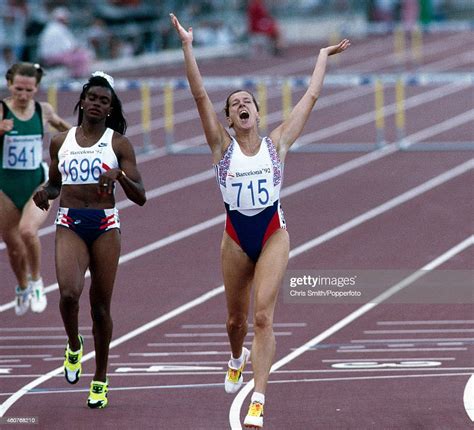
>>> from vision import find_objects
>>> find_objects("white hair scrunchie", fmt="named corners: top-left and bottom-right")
top-left (91, 71), bottom-right (114, 89)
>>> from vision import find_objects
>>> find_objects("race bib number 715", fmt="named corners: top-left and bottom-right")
top-left (227, 166), bottom-right (274, 210)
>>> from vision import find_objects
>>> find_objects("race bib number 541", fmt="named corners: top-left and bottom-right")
top-left (2, 134), bottom-right (43, 170)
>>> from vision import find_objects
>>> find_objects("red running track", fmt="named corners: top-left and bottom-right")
top-left (0, 30), bottom-right (473, 429)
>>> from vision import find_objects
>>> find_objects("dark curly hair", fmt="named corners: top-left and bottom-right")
top-left (74, 75), bottom-right (127, 135)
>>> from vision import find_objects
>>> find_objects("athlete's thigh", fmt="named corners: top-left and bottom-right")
top-left (221, 231), bottom-right (255, 315)
top-left (19, 196), bottom-right (51, 233)
top-left (89, 229), bottom-right (121, 304)
top-left (55, 227), bottom-right (90, 293)
top-left (253, 229), bottom-right (289, 312)
top-left (0, 191), bottom-right (21, 236)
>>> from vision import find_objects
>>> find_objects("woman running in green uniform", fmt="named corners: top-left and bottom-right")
top-left (0, 62), bottom-right (71, 315)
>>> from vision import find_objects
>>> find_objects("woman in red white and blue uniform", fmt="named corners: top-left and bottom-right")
top-left (171, 13), bottom-right (350, 428)
top-left (34, 72), bottom-right (146, 409)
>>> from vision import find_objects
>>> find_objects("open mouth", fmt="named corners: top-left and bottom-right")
top-left (239, 111), bottom-right (249, 119)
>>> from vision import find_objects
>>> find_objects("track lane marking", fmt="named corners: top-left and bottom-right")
top-left (464, 375), bottom-right (474, 421)
top-left (229, 235), bottom-right (473, 428)
top-left (0, 163), bottom-right (471, 416)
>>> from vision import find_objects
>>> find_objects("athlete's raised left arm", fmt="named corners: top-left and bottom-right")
top-left (101, 134), bottom-right (146, 206)
top-left (270, 39), bottom-right (350, 159)
top-left (40, 102), bottom-right (72, 132)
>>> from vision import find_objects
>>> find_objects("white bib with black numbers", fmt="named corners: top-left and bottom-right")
top-left (58, 127), bottom-right (119, 185)
top-left (216, 137), bottom-right (283, 215)
top-left (226, 162), bottom-right (274, 211)
top-left (2, 133), bottom-right (43, 170)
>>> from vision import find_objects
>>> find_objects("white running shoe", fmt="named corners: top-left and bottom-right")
top-left (30, 277), bottom-right (47, 313)
top-left (225, 347), bottom-right (250, 394)
top-left (244, 401), bottom-right (264, 428)
top-left (15, 285), bottom-right (31, 316)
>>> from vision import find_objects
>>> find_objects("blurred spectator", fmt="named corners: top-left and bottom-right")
top-left (0, 46), bottom-right (15, 77)
top-left (38, 7), bottom-right (92, 78)
top-left (368, 0), bottom-right (397, 22)
top-left (21, 16), bottom-right (46, 63)
top-left (88, 18), bottom-right (111, 59)
top-left (193, 20), bottom-right (235, 48)
top-left (109, 36), bottom-right (134, 59)
top-left (401, 0), bottom-right (419, 28)
top-left (0, 2), bottom-right (27, 60)
top-left (247, 0), bottom-right (283, 55)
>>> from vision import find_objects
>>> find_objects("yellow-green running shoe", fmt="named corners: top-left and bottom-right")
top-left (63, 335), bottom-right (83, 384)
top-left (87, 379), bottom-right (109, 409)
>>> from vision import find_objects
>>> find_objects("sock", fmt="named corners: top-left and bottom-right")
top-left (29, 277), bottom-right (43, 287)
top-left (251, 392), bottom-right (265, 405)
top-left (230, 348), bottom-right (246, 369)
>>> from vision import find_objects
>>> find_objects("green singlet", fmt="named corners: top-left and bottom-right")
top-left (0, 100), bottom-right (46, 211)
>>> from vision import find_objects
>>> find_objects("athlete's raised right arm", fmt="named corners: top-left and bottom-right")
top-left (170, 13), bottom-right (229, 159)
top-left (33, 133), bottom-right (65, 210)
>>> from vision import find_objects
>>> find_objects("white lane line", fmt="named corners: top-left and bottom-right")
top-left (1, 165), bottom-right (471, 416)
top-left (0, 327), bottom-right (91, 332)
top-left (288, 159), bottom-right (473, 258)
top-left (0, 336), bottom-right (93, 341)
top-left (110, 361), bottom-right (228, 366)
top-left (181, 323), bottom-right (307, 329)
top-left (0, 346), bottom-right (65, 350)
top-left (128, 352), bottom-right (225, 357)
top-left (1, 371), bottom-right (471, 397)
top-left (464, 375), bottom-right (474, 421)
top-left (147, 342), bottom-right (251, 347)
top-left (377, 320), bottom-right (474, 325)
top-left (364, 329), bottom-right (474, 334)
top-left (127, 351), bottom-right (231, 357)
top-left (0, 356), bottom-right (51, 359)
top-left (351, 338), bottom-right (474, 343)
top-left (337, 348), bottom-right (467, 353)
top-left (294, 84), bottom-right (471, 147)
top-left (341, 32), bottom-right (471, 72)
top-left (321, 358), bottom-right (457, 362)
top-left (0, 366), bottom-right (31, 368)
top-left (163, 332), bottom-right (291, 338)
top-left (271, 368), bottom-right (474, 374)
top-left (438, 342), bottom-right (465, 346)
top-left (267, 372), bottom-right (474, 384)
top-left (41, 354), bottom-right (120, 362)
top-left (229, 235), bottom-right (474, 429)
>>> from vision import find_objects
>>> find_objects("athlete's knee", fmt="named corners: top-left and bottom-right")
top-left (227, 313), bottom-right (248, 333)
top-left (19, 224), bottom-right (38, 246)
top-left (4, 235), bottom-right (26, 260)
top-left (253, 310), bottom-right (273, 332)
top-left (90, 303), bottom-right (111, 324)
top-left (59, 288), bottom-right (81, 307)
